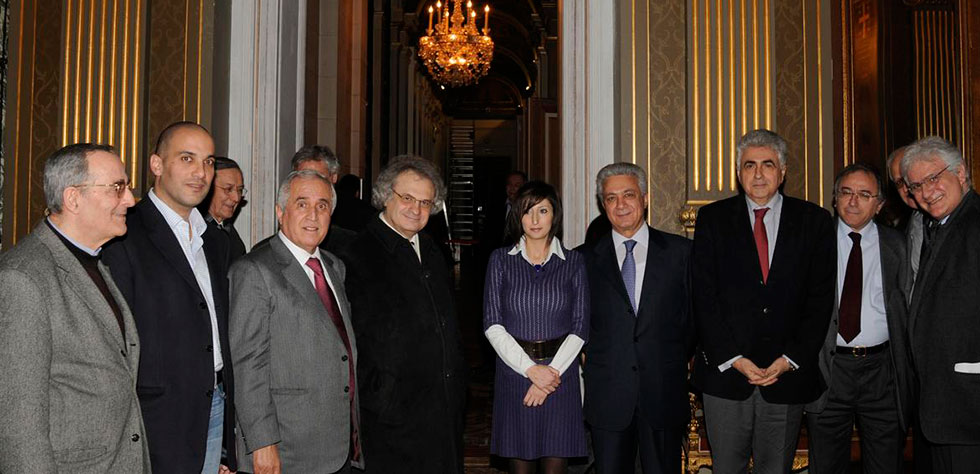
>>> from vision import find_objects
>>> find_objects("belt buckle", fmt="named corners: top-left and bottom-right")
top-left (851, 345), bottom-right (867, 357)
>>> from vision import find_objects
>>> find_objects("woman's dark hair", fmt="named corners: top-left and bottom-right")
top-left (504, 180), bottom-right (563, 246)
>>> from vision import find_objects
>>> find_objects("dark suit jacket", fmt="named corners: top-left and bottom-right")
top-left (339, 217), bottom-right (467, 473)
top-left (229, 237), bottom-right (359, 473)
top-left (0, 223), bottom-right (151, 473)
top-left (806, 221), bottom-right (913, 430)
top-left (580, 226), bottom-right (694, 431)
top-left (102, 197), bottom-right (238, 472)
top-left (204, 213), bottom-right (247, 261)
top-left (691, 194), bottom-right (835, 405)
top-left (908, 190), bottom-right (980, 445)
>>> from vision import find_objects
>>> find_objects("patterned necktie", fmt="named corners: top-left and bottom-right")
top-left (753, 208), bottom-right (770, 283)
top-left (839, 232), bottom-right (863, 343)
top-left (622, 240), bottom-right (638, 313)
top-left (304, 257), bottom-right (360, 462)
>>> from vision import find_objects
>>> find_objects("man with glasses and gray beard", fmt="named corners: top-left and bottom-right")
top-left (901, 136), bottom-right (980, 473)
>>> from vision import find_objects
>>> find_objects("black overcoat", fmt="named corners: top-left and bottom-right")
top-left (340, 217), bottom-right (467, 473)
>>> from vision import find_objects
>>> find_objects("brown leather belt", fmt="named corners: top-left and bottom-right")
top-left (835, 341), bottom-right (889, 357)
top-left (516, 336), bottom-right (566, 361)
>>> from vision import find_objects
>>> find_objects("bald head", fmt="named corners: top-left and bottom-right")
top-left (154, 121), bottom-right (211, 156)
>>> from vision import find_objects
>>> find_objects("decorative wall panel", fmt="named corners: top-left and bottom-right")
top-left (618, 0), bottom-right (834, 238)
top-left (912, 6), bottom-right (962, 149)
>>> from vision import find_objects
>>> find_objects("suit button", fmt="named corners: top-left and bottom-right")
top-left (342, 355), bottom-right (348, 362)
top-left (344, 386), bottom-right (350, 393)
top-left (199, 302), bottom-right (207, 310)
top-left (830, 349), bottom-right (836, 355)
top-left (206, 389), bottom-right (214, 398)
top-left (633, 336), bottom-right (639, 343)
top-left (120, 349), bottom-right (126, 356)
top-left (631, 366), bottom-right (637, 372)
top-left (206, 344), bottom-right (213, 353)
top-left (131, 433), bottom-right (140, 442)
top-left (762, 307), bottom-right (769, 314)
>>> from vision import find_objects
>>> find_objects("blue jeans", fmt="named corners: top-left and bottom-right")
top-left (201, 382), bottom-right (225, 474)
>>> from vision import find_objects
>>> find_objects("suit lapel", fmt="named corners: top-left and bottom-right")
top-left (636, 226), bottom-right (665, 321)
top-left (100, 262), bottom-right (141, 376)
top-left (594, 234), bottom-right (632, 308)
top-left (140, 199), bottom-right (206, 302)
top-left (321, 252), bottom-right (358, 354)
top-left (270, 237), bottom-right (334, 331)
top-left (35, 225), bottom-right (126, 350)
top-left (769, 197), bottom-right (798, 282)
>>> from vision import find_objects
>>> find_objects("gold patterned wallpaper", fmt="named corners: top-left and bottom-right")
top-left (618, 0), bottom-right (834, 235)
top-left (2, 0), bottom-right (212, 247)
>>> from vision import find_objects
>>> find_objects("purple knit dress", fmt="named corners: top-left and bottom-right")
top-left (483, 246), bottom-right (590, 459)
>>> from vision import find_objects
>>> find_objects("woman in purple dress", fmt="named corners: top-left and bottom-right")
top-left (483, 181), bottom-right (589, 474)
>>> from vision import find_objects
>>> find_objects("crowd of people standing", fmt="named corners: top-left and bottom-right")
top-left (0, 122), bottom-right (977, 474)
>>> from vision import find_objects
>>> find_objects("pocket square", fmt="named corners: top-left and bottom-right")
top-left (953, 362), bottom-right (980, 374)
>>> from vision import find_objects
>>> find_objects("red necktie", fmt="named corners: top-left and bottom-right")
top-left (753, 208), bottom-right (770, 283)
top-left (305, 257), bottom-right (360, 462)
top-left (838, 232), bottom-right (862, 343)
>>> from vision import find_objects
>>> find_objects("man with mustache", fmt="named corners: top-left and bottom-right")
top-left (901, 136), bottom-right (980, 473)
top-left (103, 122), bottom-right (238, 474)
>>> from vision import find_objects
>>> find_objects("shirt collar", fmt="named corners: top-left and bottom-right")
top-left (507, 236), bottom-right (566, 265)
top-left (378, 213), bottom-right (420, 249)
top-left (277, 231), bottom-right (323, 266)
top-left (46, 218), bottom-right (101, 256)
top-left (837, 217), bottom-right (878, 241)
top-left (611, 222), bottom-right (649, 249)
top-left (745, 192), bottom-right (783, 212)
top-left (148, 188), bottom-right (208, 240)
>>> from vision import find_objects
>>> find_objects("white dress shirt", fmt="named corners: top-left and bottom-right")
top-left (277, 232), bottom-right (344, 306)
top-left (379, 214), bottom-right (421, 261)
top-left (148, 189), bottom-right (223, 372)
top-left (484, 237), bottom-right (586, 377)
top-left (611, 224), bottom-right (650, 308)
top-left (836, 219), bottom-right (889, 347)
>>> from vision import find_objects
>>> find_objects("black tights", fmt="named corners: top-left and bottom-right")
top-left (508, 457), bottom-right (568, 474)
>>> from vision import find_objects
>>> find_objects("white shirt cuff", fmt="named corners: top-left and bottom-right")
top-left (782, 355), bottom-right (799, 370)
top-left (484, 324), bottom-right (536, 377)
top-left (547, 334), bottom-right (585, 376)
top-left (718, 355), bottom-right (743, 372)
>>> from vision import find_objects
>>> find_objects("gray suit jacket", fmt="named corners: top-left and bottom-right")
top-left (229, 235), bottom-right (359, 473)
top-left (806, 221), bottom-right (912, 430)
top-left (0, 222), bottom-right (150, 473)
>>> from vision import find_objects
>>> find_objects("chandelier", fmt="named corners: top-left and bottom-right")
top-left (418, 0), bottom-right (494, 87)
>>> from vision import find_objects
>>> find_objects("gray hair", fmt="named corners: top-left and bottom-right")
top-left (371, 155), bottom-right (447, 211)
top-left (595, 162), bottom-right (648, 199)
top-left (276, 170), bottom-right (337, 214)
top-left (291, 145), bottom-right (340, 176)
top-left (43, 143), bottom-right (116, 214)
top-left (901, 136), bottom-right (970, 185)
top-left (885, 146), bottom-right (907, 177)
top-left (736, 129), bottom-right (788, 167)
top-left (834, 162), bottom-right (885, 202)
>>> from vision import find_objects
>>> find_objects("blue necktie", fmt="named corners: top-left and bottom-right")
top-left (622, 239), bottom-right (638, 313)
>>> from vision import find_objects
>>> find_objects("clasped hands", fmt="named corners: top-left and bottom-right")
top-left (523, 364), bottom-right (560, 407)
top-left (732, 356), bottom-right (791, 386)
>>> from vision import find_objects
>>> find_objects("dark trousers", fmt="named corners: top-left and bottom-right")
top-left (929, 443), bottom-right (980, 474)
top-left (806, 350), bottom-right (905, 474)
top-left (702, 389), bottom-right (804, 474)
top-left (591, 412), bottom-right (684, 474)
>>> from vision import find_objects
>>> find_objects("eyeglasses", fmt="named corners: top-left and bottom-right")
top-left (391, 188), bottom-right (435, 210)
top-left (72, 181), bottom-right (133, 198)
top-left (217, 184), bottom-right (248, 198)
top-left (906, 165), bottom-right (950, 195)
top-left (837, 188), bottom-right (879, 203)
